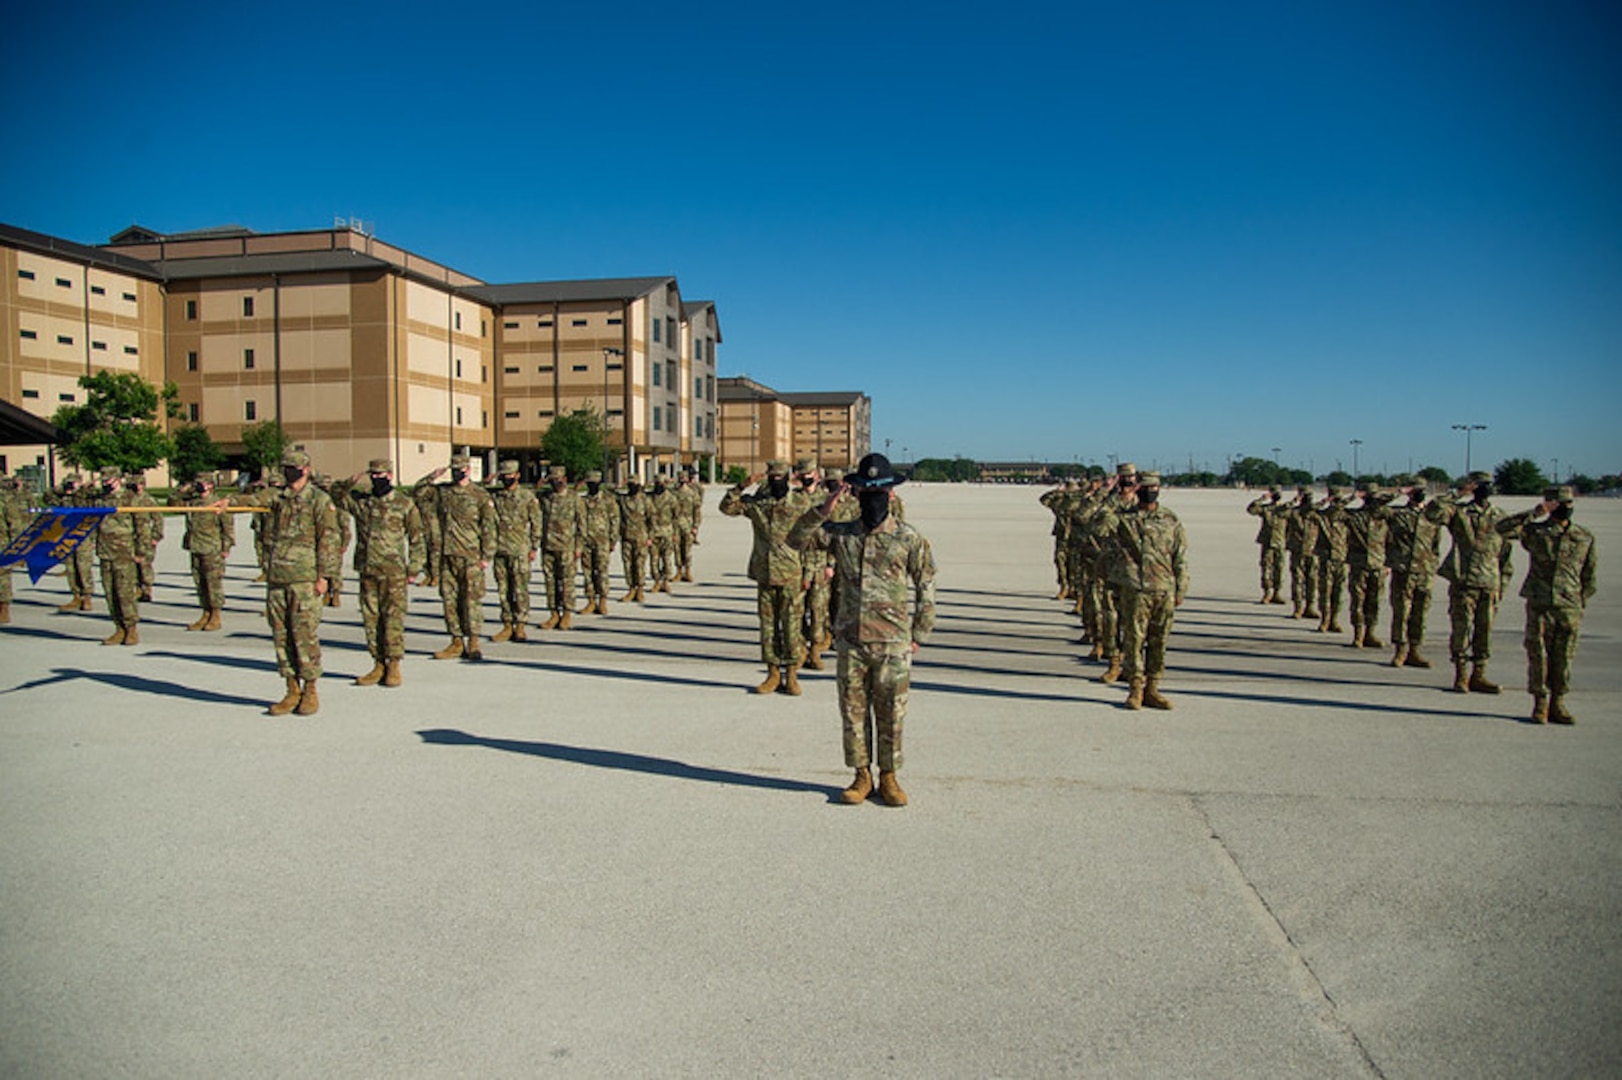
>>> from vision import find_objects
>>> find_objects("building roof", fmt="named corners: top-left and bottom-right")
top-left (779, 391), bottom-right (868, 408)
top-left (146, 250), bottom-right (395, 280)
top-left (466, 276), bottom-right (676, 306)
top-left (1, 222), bottom-right (163, 281)
top-left (682, 300), bottom-right (723, 342)
top-left (717, 377), bottom-right (780, 402)
top-left (108, 223), bottom-right (256, 244)
top-left (0, 397), bottom-right (65, 446)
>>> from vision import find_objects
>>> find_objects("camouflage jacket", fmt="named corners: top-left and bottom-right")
top-left (1313, 504), bottom-right (1350, 563)
top-left (1087, 492), bottom-right (1136, 580)
top-left (616, 490), bottom-right (653, 543)
top-left (1344, 503), bottom-right (1391, 571)
top-left (93, 489), bottom-right (139, 561)
top-left (1497, 512), bottom-right (1597, 610)
top-left (342, 485), bottom-right (425, 578)
top-left (720, 484), bottom-right (808, 586)
top-left (540, 487), bottom-right (586, 554)
top-left (131, 490), bottom-right (163, 550)
top-left (436, 482), bottom-right (497, 561)
top-left (235, 483), bottom-right (340, 585)
top-left (1108, 503), bottom-right (1189, 599)
top-left (179, 491), bottom-right (235, 556)
top-left (789, 506), bottom-right (936, 647)
top-left (1385, 504), bottom-right (1442, 578)
top-left (1284, 501), bottom-right (1321, 555)
top-left (1040, 487), bottom-right (1072, 539)
top-left (647, 488), bottom-right (680, 539)
top-left (1246, 497), bottom-right (1289, 549)
top-left (411, 478), bottom-right (443, 542)
top-left (675, 481), bottom-right (704, 531)
top-left (580, 488), bottom-right (620, 547)
top-left (1429, 497), bottom-right (1510, 593)
top-left (491, 485), bottom-right (542, 557)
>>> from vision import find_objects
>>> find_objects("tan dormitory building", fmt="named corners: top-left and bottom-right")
top-left (2, 220), bottom-right (721, 485)
top-left (716, 376), bottom-right (871, 478)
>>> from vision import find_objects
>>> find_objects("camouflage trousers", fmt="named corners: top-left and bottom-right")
top-left (190, 552), bottom-right (228, 611)
top-left (1053, 536), bottom-right (1070, 592)
top-left (542, 549), bottom-right (575, 614)
top-left (492, 553), bottom-right (532, 623)
top-left (99, 558), bottom-right (141, 628)
top-left (359, 573), bottom-right (410, 661)
top-left (138, 548), bottom-right (158, 596)
top-left (439, 555), bottom-right (486, 639)
top-left (756, 583), bottom-right (805, 667)
top-left (620, 539), bottom-right (649, 590)
top-left (1289, 551), bottom-right (1319, 611)
top-left (422, 534), bottom-right (441, 581)
top-left (1097, 582), bottom-right (1124, 659)
top-left (649, 534), bottom-right (675, 586)
top-left (1120, 587), bottom-right (1175, 681)
top-left (676, 528), bottom-right (695, 577)
top-left (1347, 566), bottom-right (1384, 632)
top-left (67, 544), bottom-right (96, 598)
top-left (1317, 559), bottom-right (1347, 622)
top-left (1258, 545), bottom-right (1285, 594)
top-left (1447, 584), bottom-right (1496, 662)
top-left (837, 641), bottom-right (912, 772)
top-left (267, 580), bottom-right (323, 680)
top-left (581, 541), bottom-right (613, 600)
top-left (1387, 571), bottom-right (1432, 646)
top-left (1524, 601), bottom-right (1582, 696)
top-left (804, 568), bottom-right (831, 645)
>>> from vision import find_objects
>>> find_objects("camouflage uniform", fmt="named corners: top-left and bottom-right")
top-left (412, 476), bottom-right (443, 588)
top-left (1497, 487), bottom-right (1597, 723)
top-left (179, 475), bottom-right (235, 630)
top-left (489, 461), bottom-right (541, 637)
top-left (615, 482), bottom-right (654, 600)
top-left (1313, 492), bottom-right (1351, 633)
top-left (1385, 491), bottom-right (1442, 666)
top-left (795, 464), bottom-right (834, 666)
top-left (1088, 465), bottom-right (1139, 679)
top-left (1344, 491), bottom-right (1393, 648)
top-left (578, 471), bottom-right (620, 613)
top-left (128, 476), bottom-right (163, 601)
top-left (50, 477), bottom-right (97, 610)
top-left (646, 481), bottom-right (679, 593)
top-left (1245, 490), bottom-right (1289, 604)
top-left (1283, 490), bottom-right (1321, 619)
top-left (539, 466), bottom-right (586, 625)
top-left (1041, 482), bottom-right (1076, 598)
top-left (789, 457), bottom-right (935, 802)
top-left (720, 462), bottom-right (810, 689)
top-left (1102, 473), bottom-right (1188, 707)
top-left (435, 463), bottom-right (497, 657)
top-left (341, 461), bottom-right (425, 682)
top-left (674, 472), bottom-right (703, 582)
top-left (316, 475), bottom-right (352, 607)
top-left (93, 471), bottom-right (143, 643)
top-left (1428, 476), bottom-right (1512, 691)
top-left (0, 476), bottom-right (31, 621)
top-left (233, 452), bottom-right (341, 715)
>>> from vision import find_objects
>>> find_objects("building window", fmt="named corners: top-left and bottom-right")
top-left (244, 348), bottom-right (255, 370)
top-left (456, 406), bottom-right (463, 425)
top-left (56, 277), bottom-right (72, 288)
top-left (607, 317), bottom-right (622, 326)
top-left (653, 363), bottom-right (661, 388)
top-left (21, 389), bottom-right (39, 399)
top-left (188, 403), bottom-right (200, 422)
top-left (243, 296), bottom-right (254, 317)
top-left (245, 400), bottom-right (257, 420)
top-left (504, 410), bottom-right (520, 419)
top-left (706, 414), bottom-right (714, 439)
top-left (19, 329), bottom-right (36, 340)
top-left (482, 411), bottom-right (488, 428)
top-left (503, 365), bottom-right (520, 374)
top-left (185, 299), bottom-right (197, 320)
top-left (481, 320), bottom-right (486, 338)
top-left (455, 359), bottom-right (462, 378)
top-left (92, 341), bottom-right (107, 351)
top-left (123, 345), bottom-right (138, 356)
top-left (571, 364), bottom-right (588, 372)
top-left (572, 318), bottom-right (588, 328)
top-left (652, 319), bottom-right (660, 343)
top-left (667, 361), bottom-right (676, 389)
top-left (454, 311), bottom-right (462, 331)
top-left (694, 416), bottom-right (702, 439)
top-left (122, 291), bottom-right (136, 302)
top-left (694, 376), bottom-right (703, 398)
top-left (606, 361), bottom-right (622, 371)
top-left (539, 409), bottom-right (554, 418)
top-left (538, 364), bottom-right (553, 373)
top-left (667, 317), bottom-right (675, 345)
top-left (482, 366), bottom-right (488, 384)
top-left (57, 334), bottom-right (73, 345)
top-left (706, 375), bottom-right (714, 402)
top-left (91, 285), bottom-right (106, 296)
top-left (59, 393), bottom-right (76, 402)
top-left (187, 351), bottom-right (198, 372)
top-left (504, 321), bottom-right (519, 329)
top-left (16, 269), bottom-right (34, 280)
top-left (653, 405), bottom-right (662, 430)
top-left (538, 319), bottom-right (553, 328)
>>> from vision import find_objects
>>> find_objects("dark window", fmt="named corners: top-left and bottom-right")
top-left (504, 321), bottom-right (519, 329)
top-left (245, 400), bottom-right (257, 420)
top-left (456, 406), bottom-right (463, 425)
top-left (504, 365), bottom-right (520, 374)
top-left (19, 329), bottom-right (36, 340)
top-left (21, 389), bottom-right (39, 399)
top-left (185, 299), bottom-right (197, 320)
top-left (92, 341), bottom-right (107, 351)
top-left (572, 364), bottom-right (588, 372)
top-left (606, 361), bottom-right (622, 371)
top-left (244, 348), bottom-right (255, 370)
top-left (454, 311), bottom-right (462, 331)
top-left (538, 319), bottom-right (553, 328)
top-left (123, 345), bottom-right (138, 355)
top-left (455, 359), bottom-right (462, 378)
top-left (243, 296), bottom-right (254, 317)
top-left (122, 291), bottom-right (136, 302)
top-left (652, 319), bottom-right (660, 343)
top-left (538, 364), bottom-right (553, 373)
top-left (504, 410), bottom-right (520, 419)
top-left (59, 392), bottom-right (75, 402)
top-left (90, 285), bottom-right (106, 296)
top-left (188, 403), bottom-right (199, 422)
top-left (55, 277), bottom-right (71, 288)
top-left (57, 334), bottom-right (73, 345)
top-left (539, 409), bottom-right (554, 418)
top-left (607, 317), bottom-right (622, 325)
top-left (572, 319), bottom-right (588, 327)
top-left (187, 351), bottom-right (198, 372)
top-left (16, 269), bottom-right (34, 280)
top-left (653, 363), bottom-right (661, 388)
top-left (653, 405), bottom-right (662, 430)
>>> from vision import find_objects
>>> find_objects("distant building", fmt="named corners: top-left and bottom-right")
top-left (717, 376), bottom-right (870, 477)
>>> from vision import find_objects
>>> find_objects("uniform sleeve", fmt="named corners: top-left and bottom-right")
top-left (479, 496), bottom-right (497, 560)
top-left (1174, 521), bottom-right (1190, 603)
top-left (909, 533), bottom-right (937, 645)
top-left (316, 496), bottom-right (341, 579)
top-left (406, 502), bottom-right (425, 577)
top-left (788, 506), bottom-right (832, 551)
top-left (718, 486), bottom-right (745, 516)
top-left (1580, 534), bottom-right (1598, 604)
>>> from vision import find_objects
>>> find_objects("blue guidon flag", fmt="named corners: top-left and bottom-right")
top-left (0, 507), bottom-right (116, 584)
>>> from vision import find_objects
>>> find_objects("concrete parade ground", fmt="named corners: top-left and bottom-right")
top-left (1, 484), bottom-right (1618, 1078)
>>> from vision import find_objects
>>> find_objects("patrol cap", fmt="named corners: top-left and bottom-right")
top-left (498, 460), bottom-right (521, 477)
top-left (1546, 485), bottom-right (1576, 504)
top-left (1117, 462), bottom-right (1137, 478)
top-left (844, 452), bottom-right (905, 490)
top-left (795, 457), bottom-right (816, 473)
top-left (1368, 488), bottom-right (1395, 503)
top-left (1469, 470), bottom-right (1492, 484)
top-left (282, 449), bottom-right (311, 469)
top-left (450, 453), bottom-right (471, 469)
top-left (547, 465), bottom-right (568, 481)
top-left (765, 460), bottom-right (789, 478)
top-left (585, 470), bottom-right (603, 483)
top-left (368, 458), bottom-right (393, 473)
top-left (99, 466), bottom-right (121, 482)
top-left (1137, 470), bottom-right (1162, 487)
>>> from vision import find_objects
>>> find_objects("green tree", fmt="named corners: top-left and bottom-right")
top-left (169, 424), bottom-right (225, 483)
top-left (540, 406), bottom-right (608, 479)
top-left (1494, 458), bottom-right (1547, 496)
top-left (1417, 465), bottom-right (1452, 486)
top-left (51, 372), bottom-right (178, 473)
top-left (1323, 469), bottom-right (1353, 489)
top-left (912, 456), bottom-right (979, 482)
top-left (723, 464), bottom-right (750, 486)
top-left (240, 419), bottom-right (290, 474)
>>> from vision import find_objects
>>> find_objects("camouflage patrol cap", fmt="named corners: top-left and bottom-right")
top-left (368, 458), bottom-right (393, 473)
top-left (547, 465), bottom-right (568, 481)
top-left (585, 470), bottom-right (603, 483)
top-left (99, 466), bottom-right (121, 482)
top-left (1469, 471), bottom-right (1492, 484)
top-left (1546, 485), bottom-right (1576, 504)
top-left (765, 460), bottom-right (789, 478)
top-left (1368, 488), bottom-right (1395, 503)
top-left (282, 449), bottom-right (311, 469)
top-left (1117, 462), bottom-right (1137, 478)
top-left (1137, 470), bottom-right (1162, 487)
top-left (498, 460), bottom-right (521, 477)
top-left (795, 457), bottom-right (816, 473)
top-left (450, 453), bottom-right (471, 469)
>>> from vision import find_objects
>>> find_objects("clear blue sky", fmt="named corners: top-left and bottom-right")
top-left (7, 0), bottom-right (1619, 478)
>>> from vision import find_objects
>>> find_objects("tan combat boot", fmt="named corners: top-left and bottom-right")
top-left (1087, 642), bottom-right (1102, 661)
top-left (752, 666), bottom-right (781, 694)
top-left (187, 611), bottom-right (210, 631)
top-left (433, 637), bottom-right (465, 660)
top-left (596, 597), bottom-right (609, 615)
top-left (492, 622), bottom-right (514, 643)
top-left (1327, 618), bottom-right (1344, 634)
top-left (634, 587), bottom-right (646, 603)
top-left (1291, 602), bottom-right (1303, 619)
top-left (1468, 662), bottom-right (1501, 694)
top-left (204, 609), bottom-right (223, 631)
top-left (512, 624), bottom-right (528, 642)
top-left (58, 596), bottom-right (81, 613)
top-left (1531, 694), bottom-right (1549, 724)
top-left (1315, 615), bottom-right (1329, 633)
top-left (1451, 659), bottom-right (1470, 693)
top-left (101, 626), bottom-right (126, 646)
top-left (1142, 677), bottom-right (1174, 710)
top-left (295, 679), bottom-right (320, 716)
top-left (1404, 648), bottom-right (1432, 669)
top-left (1097, 657), bottom-right (1122, 684)
top-left (1303, 605), bottom-right (1320, 620)
top-left (781, 665), bottom-right (802, 696)
top-left (0, 601), bottom-right (9, 624)
top-left (382, 660), bottom-right (403, 688)
top-left (1124, 678), bottom-right (1144, 710)
top-left (267, 677), bottom-right (302, 716)
top-left (540, 613), bottom-right (560, 630)
top-left (1390, 644), bottom-right (1408, 667)
top-left (805, 647), bottom-right (824, 671)
top-left (121, 623), bottom-right (139, 646)
top-left (252, 570), bottom-right (267, 583)
top-left (620, 587), bottom-right (638, 602)
top-left (356, 661), bottom-right (386, 686)
top-left (1549, 696), bottom-right (1574, 725)
top-left (463, 638), bottom-right (484, 662)
top-left (877, 770), bottom-right (908, 807)
top-left (559, 611), bottom-right (573, 630)
top-left (840, 768), bottom-right (873, 805)
top-left (1349, 624), bottom-right (1365, 648)
top-left (1363, 630), bottom-right (1384, 649)
top-left (79, 594), bottom-right (94, 611)
top-left (1269, 591), bottom-right (1286, 605)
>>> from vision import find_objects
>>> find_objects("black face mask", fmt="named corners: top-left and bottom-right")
top-left (628, 483), bottom-right (641, 495)
top-left (371, 476), bottom-right (393, 497)
top-left (1474, 484), bottom-right (1493, 503)
top-left (502, 477), bottom-right (518, 489)
top-left (858, 489), bottom-right (890, 529)
top-left (1137, 488), bottom-right (1159, 507)
top-left (586, 482), bottom-right (600, 496)
top-left (1551, 503), bottom-right (1572, 522)
top-left (552, 481), bottom-right (566, 493)
top-left (451, 469), bottom-right (468, 485)
top-left (103, 484), bottom-right (118, 496)
top-left (283, 466), bottom-right (304, 485)
top-left (768, 477), bottom-right (789, 499)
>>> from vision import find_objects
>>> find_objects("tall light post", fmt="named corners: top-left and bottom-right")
top-left (1350, 439), bottom-right (1363, 480)
top-left (1271, 446), bottom-right (1281, 465)
top-left (602, 347), bottom-right (623, 479)
top-left (1451, 423), bottom-right (1486, 475)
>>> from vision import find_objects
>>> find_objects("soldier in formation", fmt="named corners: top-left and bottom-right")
top-left (430, 455), bottom-right (497, 661)
top-left (1313, 487), bottom-right (1350, 634)
top-left (1384, 484), bottom-right (1441, 667)
top-left (177, 472), bottom-right (234, 631)
top-left (51, 473), bottom-right (97, 611)
top-left (646, 476), bottom-right (679, 594)
top-left (790, 453), bottom-right (935, 807)
top-left (1496, 485), bottom-right (1597, 724)
top-left (339, 459), bottom-right (425, 687)
top-left (1097, 470), bottom-right (1188, 709)
top-left (0, 472), bottom-right (34, 624)
top-left (578, 469), bottom-right (618, 615)
top-left (127, 472), bottom-right (163, 602)
top-left (1092, 464), bottom-right (1140, 683)
top-left (720, 460), bottom-right (809, 695)
top-left (1428, 472), bottom-right (1512, 693)
top-left (489, 460), bottom-right (541, 642)
top-left (92, 468), bottom-right (146, 646)
top-left (1245, 487), bottom-right (1289, 605)
top-left (674, 467), bottom-right (703, 583)
top-left (539, 465), bottom-right (585, 628)
top-left (797, 460), bottom-right (835, 671)
top-left (1343, 487), bottom-right (1393, 648)
top-left (616, 476), bottom-right (654, 602)
top-left (1283, 487), bottom-right (1321, 620)
top-left (1040, 479), bottom-right (1077, 600)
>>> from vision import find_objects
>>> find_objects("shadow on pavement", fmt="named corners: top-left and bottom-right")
top-left (1, 666), bottom-right (267, 708)
top-left (416, 728), bottom-right (842, 800)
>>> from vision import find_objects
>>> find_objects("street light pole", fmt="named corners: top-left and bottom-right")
top-left (1451, 423), bottom-right (1486, 475)
top-left (1350, 439), bottom-right (1363, 480)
